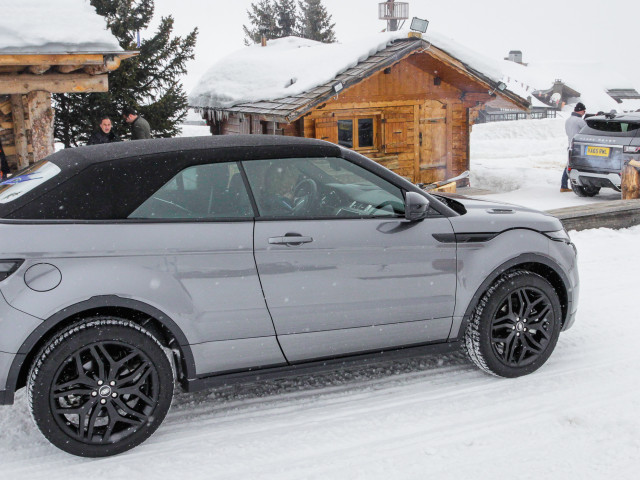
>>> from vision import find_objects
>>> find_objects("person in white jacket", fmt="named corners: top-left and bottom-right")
top-left (562, 102), bottom-right (587, 192)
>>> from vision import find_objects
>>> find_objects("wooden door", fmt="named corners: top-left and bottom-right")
top-left (418, 101), bottom-right (448, 184)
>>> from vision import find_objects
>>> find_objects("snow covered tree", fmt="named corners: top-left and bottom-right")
top-left (243, 0), bottom-right (335, 44)
top-left (243, 0), bottom-right (278, 45)
top-left (275, 0), bottom-right (298, 37)
top-left (54, 0), bottom-right (197, 147)
top-left (298, 0), bottom-right (336, 43)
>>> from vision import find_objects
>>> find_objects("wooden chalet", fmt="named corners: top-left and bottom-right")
top-left (191, 36), bottom-right (529, 184)
top-left (0, 3), bottom-right (134, 172)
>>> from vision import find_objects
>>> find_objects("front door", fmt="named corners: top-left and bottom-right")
top-left (419, 100), bottom-right (449, 185)
top-left (243, 156), bottom-right (457, 363)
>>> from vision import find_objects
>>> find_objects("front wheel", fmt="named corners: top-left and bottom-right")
top-left (464, 270), bottom-right (562, 378)
top-left (28, 318), bottom-right (174, 457)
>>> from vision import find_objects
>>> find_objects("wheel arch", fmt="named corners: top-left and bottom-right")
top-left (5, 295), bottom-right (196, 401)
top-left (453, 253), bottom-right (572, 340)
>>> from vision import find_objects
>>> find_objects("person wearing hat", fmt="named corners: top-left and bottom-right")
top-left (122, 107), bottom-right (151, 140)
top-left (562, 102), bottom-right (587, 192)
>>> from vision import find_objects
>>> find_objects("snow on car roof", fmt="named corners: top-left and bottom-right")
top-left (189, 30), bottom-right (506, 110)
top-left (0, 0), bottom-right (122, 54)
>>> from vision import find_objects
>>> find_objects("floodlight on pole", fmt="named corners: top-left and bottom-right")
top-left (410, 17), bottom-right (429, 33)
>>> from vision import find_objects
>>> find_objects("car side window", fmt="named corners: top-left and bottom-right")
top-left (242, 157), bottom-right (405, 218)
top-left (129, 162), bottom-right (253, 220)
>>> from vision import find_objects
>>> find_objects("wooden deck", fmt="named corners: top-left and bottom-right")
top-left (547, 199), bottom-right (640, 231)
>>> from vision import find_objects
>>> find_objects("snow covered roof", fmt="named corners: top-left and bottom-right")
top-left (0, 0), bottom-right (122, 55)
top-left (189, 31), bottom-right (527, 121)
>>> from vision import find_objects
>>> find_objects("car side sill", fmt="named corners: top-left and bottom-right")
top-left (185, 340), bottom-right (461, 393)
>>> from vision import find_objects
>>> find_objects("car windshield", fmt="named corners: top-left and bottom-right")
top-left (0, 161), bottom-right (61, 205)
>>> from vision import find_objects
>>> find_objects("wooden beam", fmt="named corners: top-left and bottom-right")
top-left (27, 91), bottom-right (54, 162)
top-left (2, 144), bottom-right (33, 156)
top-left (0, 121), bottom-right (13, 130)
top-left (0, 73), bottom-right (108, 94)
top-left (10, 94), bottom-right (29, 169)
top-left (0, 54), bottom-right (105, 66)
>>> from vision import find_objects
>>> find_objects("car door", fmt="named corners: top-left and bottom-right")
top-left (243, 156), bottom-right (457, 363)
top-left (128, 160), bottom-right (286, 375)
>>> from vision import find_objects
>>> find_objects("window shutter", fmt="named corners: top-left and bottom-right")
top-left (383, 119), bottom-right (406, 153)
top-left (314, 118), bottom-right (338, 144)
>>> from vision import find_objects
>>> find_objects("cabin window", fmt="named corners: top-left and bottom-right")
top-left (337, 117), bottom-right (376, 150)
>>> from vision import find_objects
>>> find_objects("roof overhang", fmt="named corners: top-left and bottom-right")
top-left (0, 51), bottom-right (138, 94)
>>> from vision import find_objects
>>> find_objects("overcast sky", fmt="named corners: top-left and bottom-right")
top-left (152, 0), bottom-right (639, 94)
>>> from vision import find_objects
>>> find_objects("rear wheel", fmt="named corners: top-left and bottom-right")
top-left (464, 270), bottom-right (562, 377)
top-left (28, 318), bottom-right (174, 457)
top-left (571, 183), bottom-right (600, 197)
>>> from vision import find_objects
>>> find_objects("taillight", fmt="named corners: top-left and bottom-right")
top-left (0, 259), bottom-right (23, 281)
top-left (623, 146), bottom-right (640, 154)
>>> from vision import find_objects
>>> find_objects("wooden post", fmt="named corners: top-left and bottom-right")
top-left (26, 91), bottom-right (54, 162)
top-left (621, 160), bottom-right (640, 200)
top-left (10, 94), bottom-right (29, 169)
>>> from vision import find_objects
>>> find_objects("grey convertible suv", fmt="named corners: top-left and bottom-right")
top-left (0, 136), bottom-right (578, 457)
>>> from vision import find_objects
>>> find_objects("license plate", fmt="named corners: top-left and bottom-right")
top-left (585, 146), bottom-right (610, 157)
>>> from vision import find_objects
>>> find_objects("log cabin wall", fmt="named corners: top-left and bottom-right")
top-left (302, 53), bottom-right (474, 184)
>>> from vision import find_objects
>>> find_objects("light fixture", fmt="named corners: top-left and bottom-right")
top-left (410, 17), bottom-right (429, 33)
top-left (488, 81), bottom-right (507, 96)
top-left (434, 76), bottom-right (441, 86)
top-left (332, 82), bottom-right (344, 94)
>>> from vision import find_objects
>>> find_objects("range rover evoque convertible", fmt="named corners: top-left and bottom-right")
top-left (0, 135), bottom-right (579, 456)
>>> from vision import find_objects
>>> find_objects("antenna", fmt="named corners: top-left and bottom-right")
top-left (378, 1), bottom-right (409, 31)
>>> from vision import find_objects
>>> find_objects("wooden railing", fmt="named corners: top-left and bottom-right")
top-left (378, 2), bottom-right (409, 20)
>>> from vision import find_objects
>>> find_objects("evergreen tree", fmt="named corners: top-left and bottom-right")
top-left (298, 0), bottom-right (336, 43)
top-left (275, 0), bottom-right (298, 37)
top-left (242, 0), bottom-right (278, 45)
top-left (54, 0), bottom-right (197, 147)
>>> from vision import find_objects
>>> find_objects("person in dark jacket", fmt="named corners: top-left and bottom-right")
top-left (87, 116), bottom-right (121, 145)
top-left (561, 102), bottom-right (587, 192)
top-left (0, 138), bottom-right (11, 179)
top-left (122, 107), bottom-right (151, 140)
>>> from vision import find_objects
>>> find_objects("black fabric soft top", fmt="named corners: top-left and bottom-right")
top-left (45, 135), bottom-right (341, 171)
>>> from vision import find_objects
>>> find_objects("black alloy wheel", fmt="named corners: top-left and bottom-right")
top-left (28, 318), bottom-right (174, 457)
top-left (465, 270), bottom-right (562, 377)
top-left (489, 286), bottom-right (555, 368)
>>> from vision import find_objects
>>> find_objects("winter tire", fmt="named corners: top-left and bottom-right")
top-left (571, 183), bottom-right (600, 197)
top-left (28, 318), bottom-right (174, 457)
top-left (464, 270), bottom-right (562, 378)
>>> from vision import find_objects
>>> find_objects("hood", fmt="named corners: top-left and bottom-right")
top-left (434, 193), bottom-right (564, 233)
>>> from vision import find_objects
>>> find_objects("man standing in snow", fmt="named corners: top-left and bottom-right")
top-left (122, 107), bottom-right (152, 140)
top-left (87, 115), bottom-right (121, 145)
top-left (562, 102), bottom-right (587, 192)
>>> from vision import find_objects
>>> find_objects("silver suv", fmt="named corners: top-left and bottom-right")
top-left (568, 112), bottom-right (640, 196)
top-left (0, 136), bottom-right (578, 456)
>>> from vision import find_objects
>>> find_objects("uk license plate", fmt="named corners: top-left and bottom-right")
top-left (585, 146), bottom-right (610, 157)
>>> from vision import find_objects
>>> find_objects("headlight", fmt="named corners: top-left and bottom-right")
top-left (0, 259), bottom-right (24, 281)
top-left (543, 229), bottom-right (571, 243)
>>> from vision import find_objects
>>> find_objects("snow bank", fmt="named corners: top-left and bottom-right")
top-left (0, 0), bottom-right (121, 54)
top-left (470, 116), bottom-right (621, 210)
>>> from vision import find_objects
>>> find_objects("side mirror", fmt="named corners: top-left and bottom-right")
top-left (405, 191), bottom-right (429, 221)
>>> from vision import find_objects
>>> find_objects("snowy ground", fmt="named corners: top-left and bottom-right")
top-left (2, 118), bottom-right (637, 478)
